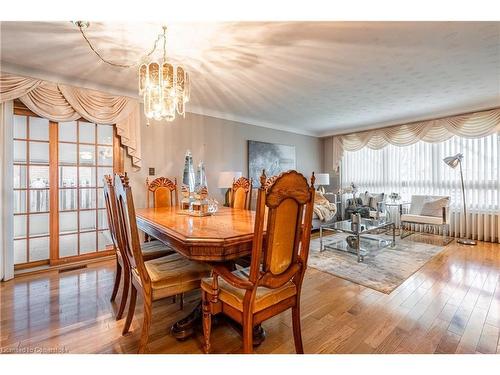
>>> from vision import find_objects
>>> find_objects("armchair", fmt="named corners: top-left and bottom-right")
top-left (400, 195), bottom-right (452, 245)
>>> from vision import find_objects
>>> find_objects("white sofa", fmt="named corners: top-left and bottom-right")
top-left (400, 195), bottom-right (452, 244)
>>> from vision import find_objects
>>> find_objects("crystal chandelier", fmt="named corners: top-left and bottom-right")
top-left (139, 26), bottom-right (190, 122)
top-left (75, 22), bottom-right (190, 123)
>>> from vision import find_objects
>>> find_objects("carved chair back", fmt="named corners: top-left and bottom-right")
top-left (249, 170), bottom-right (315, 290)
top-left (114, 174), bottom-right (151, 287)
top-left (146, 177), bottom-right (178, 208)
top-left (231, 176), bottom-right (253, 210)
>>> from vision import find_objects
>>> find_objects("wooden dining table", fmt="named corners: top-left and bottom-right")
top-left (135, 205), bottom-right (266, 343)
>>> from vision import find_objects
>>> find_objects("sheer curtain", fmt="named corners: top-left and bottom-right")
top-left (342, 133), bottom-right (500, 242)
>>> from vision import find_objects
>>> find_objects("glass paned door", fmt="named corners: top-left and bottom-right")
top-left (13, 115), bottom-right (50, 264)
top-left (12, 102), bottom-right (120, 269)
top-left (58, 121), bottom-right (114, 258)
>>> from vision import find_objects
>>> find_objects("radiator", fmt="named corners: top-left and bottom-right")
top-left (449, 211), bottom-right (500, 243)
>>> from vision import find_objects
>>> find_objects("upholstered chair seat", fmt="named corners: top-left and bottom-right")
top-left (201, 267), bottom-right (297, 313)
top-left (400, 213), bottom-right (444, 225)
top-left (142, 254), bottom-right (210, 300)
top-left (140, 241), bottom-right (175, 261)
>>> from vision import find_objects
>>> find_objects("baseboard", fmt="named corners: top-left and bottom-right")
top-left (12, 255), bottom-right (115, 279)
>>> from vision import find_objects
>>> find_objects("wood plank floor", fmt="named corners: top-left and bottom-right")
top-left (1, 239), bottom-right (499, 354)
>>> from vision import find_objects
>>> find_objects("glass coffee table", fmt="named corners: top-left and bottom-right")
top-left (319, 218), bottom-right (396, 262)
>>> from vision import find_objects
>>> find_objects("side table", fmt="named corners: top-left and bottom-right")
top-left (378, 200), bottom-right (410, 232)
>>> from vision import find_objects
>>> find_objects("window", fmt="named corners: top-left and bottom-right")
top-left (12, 103), bottom-right (121, 268)
top-left (341, 133), bottom-right (500, 212)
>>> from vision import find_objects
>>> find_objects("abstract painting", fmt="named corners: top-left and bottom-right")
top-left (248, 140), bottom-right (296, 187)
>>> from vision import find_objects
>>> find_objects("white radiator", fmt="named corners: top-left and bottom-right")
top-left (449, 210), bottom-right (500, 243)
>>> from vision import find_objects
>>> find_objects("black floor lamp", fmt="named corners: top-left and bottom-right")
top-left (443, 153), bottom-right (477, 245)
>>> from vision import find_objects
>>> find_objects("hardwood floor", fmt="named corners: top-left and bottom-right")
top-left (1, 239), bottom-right (499, 354)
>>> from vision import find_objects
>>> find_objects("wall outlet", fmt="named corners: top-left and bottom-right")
top-left (148, 167), bottom-right (155, 176)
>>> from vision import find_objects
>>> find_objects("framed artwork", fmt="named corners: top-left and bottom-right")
top-left (248, 140), bottom-right (296, 187)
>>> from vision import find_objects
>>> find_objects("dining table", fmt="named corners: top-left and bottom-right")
top-left (135, 205), bottom-right (266, 344)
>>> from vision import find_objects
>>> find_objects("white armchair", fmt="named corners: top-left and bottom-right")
top-left (400, 195), bottom-right (452, 245)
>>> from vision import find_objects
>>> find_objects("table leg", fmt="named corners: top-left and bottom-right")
top-left (392, 224), bottom-right (396, 246)
top-left (320, 226), bottom-right (323, 252)
top-left (356, 233), bottom-right (362, 262)
top-left (170, 301), bottom-right (202, 340)
top-left (170, 299), bottom-right (266, 346)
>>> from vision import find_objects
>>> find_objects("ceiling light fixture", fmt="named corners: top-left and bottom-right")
top-left (74, 21), bottom-right (190, 123)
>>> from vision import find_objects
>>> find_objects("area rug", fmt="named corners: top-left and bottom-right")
top-left (308, 233), bottom-right (446, 294)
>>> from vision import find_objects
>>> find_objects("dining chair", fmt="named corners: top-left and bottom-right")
top-left (145, 176), bottom-right (179, 208)
top-left (144, 176), bottom-right (186, 305)
top-left (113, 173), bottom-right (211, 353)
top-left (104, 175), bottom-right (175, 320)
top-left (201, 170), bottom-right (316, 354)
top-left (230, 176), bottom-right (253, 210)
top-left (144, 177), bottom-right (178, 242)
top-left (230, 176), bottom-right (253, 268)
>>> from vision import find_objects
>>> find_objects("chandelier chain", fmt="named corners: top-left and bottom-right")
top-left (76, 22), bottom-right (164, 68)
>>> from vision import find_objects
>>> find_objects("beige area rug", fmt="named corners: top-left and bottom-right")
top-left (308, 233), bottom-right (446, 294)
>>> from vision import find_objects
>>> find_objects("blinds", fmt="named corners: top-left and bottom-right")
top-left (342, 133), bottom-right (500, 242)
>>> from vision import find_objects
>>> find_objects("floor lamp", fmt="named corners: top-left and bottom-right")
top-left (443, 153), bottom-right (477, 245)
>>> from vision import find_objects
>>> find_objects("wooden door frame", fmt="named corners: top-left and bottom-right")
top-left (13, 100), bottom-right (123, 270)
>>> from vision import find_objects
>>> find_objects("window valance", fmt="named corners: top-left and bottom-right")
top-left (0, 72), bottom-right (142, 168)
top-left (331, 107), bottom-right (500, 170)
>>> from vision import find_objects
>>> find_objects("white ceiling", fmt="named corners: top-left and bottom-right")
top-left (1, 21), bottom-right (499, 137)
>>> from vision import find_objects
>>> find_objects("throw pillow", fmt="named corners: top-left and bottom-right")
top-left (359, 191), bottom-right (371, 206)
top-left (420, 197), bottom-right (449, 218)
top-left (409, 195), bottom-right (427, 215)
top-left (369, 193), bottom-right (385, 210)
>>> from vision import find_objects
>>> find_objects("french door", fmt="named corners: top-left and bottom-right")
top-left (12, 102), bottom-right (123, 269)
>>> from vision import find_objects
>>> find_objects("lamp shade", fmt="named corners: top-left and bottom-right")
top-left (315, 173), bottom-right (330, 186)
top-left (443, 153), bottom-right (463, 169)
top-left (217, 171), bottom-right (242, 188)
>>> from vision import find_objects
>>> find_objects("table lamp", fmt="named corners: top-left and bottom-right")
top-left (217, 171), bottom-right (242, 206)
top-left (315, 173), bottom-right (330, 194)
top-left (443, 153), bottom-right (476, 245)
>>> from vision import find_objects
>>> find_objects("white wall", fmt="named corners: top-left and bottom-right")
top-left (125, 110), bottom-right (323, 208)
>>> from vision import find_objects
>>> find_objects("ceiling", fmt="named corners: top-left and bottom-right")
top-left (1, 21), bottom-right (499, 137)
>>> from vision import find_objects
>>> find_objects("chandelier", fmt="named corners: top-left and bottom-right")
top-left (139, 26), bottom-right (190, 122)
top-left (75, 22), bottom-right (190, 122)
